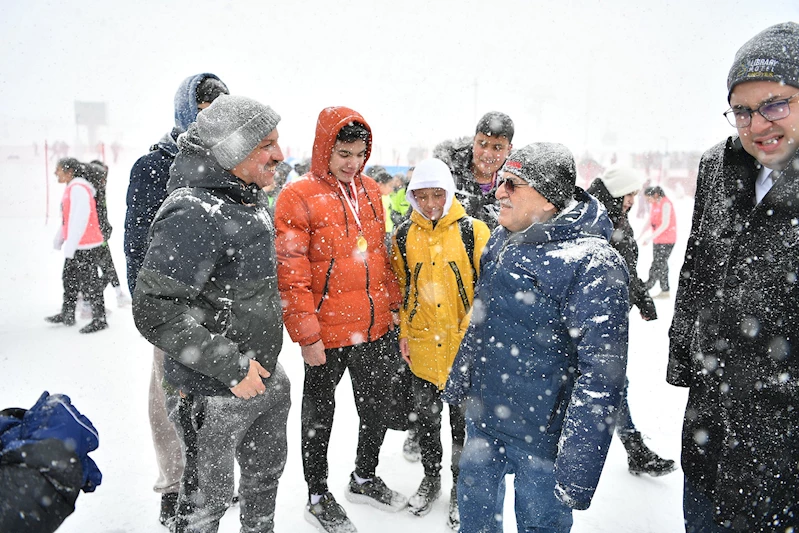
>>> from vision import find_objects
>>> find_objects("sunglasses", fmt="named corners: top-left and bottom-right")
top-left (497, 176), bottom-right (530, 194)
top-left (724, 91), bottom-right (799, 128)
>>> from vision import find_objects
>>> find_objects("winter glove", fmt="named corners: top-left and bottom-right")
top-left (638, 294), bottom-right (658, 321)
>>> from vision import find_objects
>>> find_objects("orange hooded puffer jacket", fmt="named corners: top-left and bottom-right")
top-left (275, 107), bottom-right (401, 349)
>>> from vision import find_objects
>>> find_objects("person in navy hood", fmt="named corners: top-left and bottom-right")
top-left (444, 143), bottom-right (629, 532)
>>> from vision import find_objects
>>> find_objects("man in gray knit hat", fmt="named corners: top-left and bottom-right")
top-left (133, 94), bottom-right (290, 533)
top-left (669, 22), bottom-right (799, 532)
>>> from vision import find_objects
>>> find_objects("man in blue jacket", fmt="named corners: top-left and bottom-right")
top-left (443, 143), bottom-right (629, 532)
top-left (124, 72), bottom-right (228, 527)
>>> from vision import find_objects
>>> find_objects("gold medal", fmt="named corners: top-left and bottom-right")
top-left (356, 234), bottom-right (368, 253)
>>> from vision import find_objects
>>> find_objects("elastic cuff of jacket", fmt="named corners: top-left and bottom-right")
top-left (299, 335), bottom-right (322, 347)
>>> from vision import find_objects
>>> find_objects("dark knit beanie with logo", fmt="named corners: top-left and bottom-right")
top-left (194, 95), bottom-right (280, 170)
top-left (727, 22), bottom-right (799, 101)
top-left (501, 143), bottom-right (576, 209)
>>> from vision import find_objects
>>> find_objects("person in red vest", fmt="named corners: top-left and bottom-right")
top-left (46, 157), bottom-right (108, 333)
top-left (640, 186), bottom-right (677, 299)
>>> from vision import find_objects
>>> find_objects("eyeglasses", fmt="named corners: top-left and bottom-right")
top-left (497, 177), bottom-right (530, 194)
top-left (723, 91), bottom-right (799, 128)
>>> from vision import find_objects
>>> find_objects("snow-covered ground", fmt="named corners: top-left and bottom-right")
top-left (0, 152), bottom-right (691, 532)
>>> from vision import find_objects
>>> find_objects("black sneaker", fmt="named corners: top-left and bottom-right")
top-left (45, 313), bottom-right (75, 326)
top-left (159, 492), bottom-right (178, 527)
top-left (305, 492), bottom-right (357, 533)
top-left (446, 485), bottom-right (459, 531)
top-left (345, 473), bottom-right (408, 512)
top-left (407, 475), bottom-right (441, 516)
top-left (402, 429), bottom-right (421, 462)
top-left (79, 319), bottom-right (108, 334)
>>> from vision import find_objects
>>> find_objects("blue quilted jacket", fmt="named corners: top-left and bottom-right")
top-left (443, 188), bottom-right (629, 510)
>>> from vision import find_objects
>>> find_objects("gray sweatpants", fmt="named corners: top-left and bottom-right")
top-left (150, 346), bottom-right (184, 494)
top-left (169, 363), bottom-right (291, 533)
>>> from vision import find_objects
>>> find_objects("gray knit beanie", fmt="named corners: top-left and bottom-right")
top-left (195, 95), bottom-right (281, 170)
top-left (727, 22), bottom-right (799, 101)
top-left (501, 143), bottom-right (576, 209)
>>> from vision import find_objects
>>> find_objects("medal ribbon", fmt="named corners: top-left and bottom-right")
top-left (337, 180), bottom-right (363, 235)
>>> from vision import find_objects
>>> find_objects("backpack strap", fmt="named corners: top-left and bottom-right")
top-left (394, 218), bottom-right (413, 310)
top-left (457, 216), bottom-right (476, 287)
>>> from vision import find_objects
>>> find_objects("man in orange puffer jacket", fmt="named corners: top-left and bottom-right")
top-left (275, 107), bottom-right (406, 533)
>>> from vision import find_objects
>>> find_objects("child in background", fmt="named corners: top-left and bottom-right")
top-left (390, 158), bottom-right (489, 530)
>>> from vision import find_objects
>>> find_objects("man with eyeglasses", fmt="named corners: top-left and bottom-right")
top-left (443, 143), bottom-right (629, 532)
top-left (668, 22), bottom-right (799, 532)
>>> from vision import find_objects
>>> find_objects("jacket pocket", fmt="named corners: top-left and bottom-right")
top-left (407, 262), bottom-right (423, 323)
top-left (545, 384), bottom-right (570, 433)
top-left (316, 259), bottom-right (335, 314)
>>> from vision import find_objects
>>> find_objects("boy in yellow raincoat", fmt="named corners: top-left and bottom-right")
top-left (390, 157), bottom-right (490, 530)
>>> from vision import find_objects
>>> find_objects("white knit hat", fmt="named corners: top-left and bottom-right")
top-left (600, 165), bottom-right (643, 198)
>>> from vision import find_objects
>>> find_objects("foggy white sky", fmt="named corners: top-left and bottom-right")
top-left (1, 0), bottom-right (797, 164)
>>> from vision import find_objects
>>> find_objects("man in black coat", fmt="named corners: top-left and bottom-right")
top-left (668, 22), bottom-right (799, 532)
top-left (124, 73), bottom-right (228, 526)
top-left (133, 94), bottom-right (290, 533)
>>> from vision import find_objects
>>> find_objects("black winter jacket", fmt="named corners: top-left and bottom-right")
top-left (587, 178), bottom-right (657, 320)
top-left (668, 136), bottom-right (799, 531)
top-left (132, 127), bottom-right (283, 396)
top-left (433, 136), bottom-right (499, 230)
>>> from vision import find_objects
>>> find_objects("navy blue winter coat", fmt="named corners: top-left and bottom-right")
top-left (124, 73), bottom-right (225, 294)
top-left (443, 189), bottom-right (629, 510)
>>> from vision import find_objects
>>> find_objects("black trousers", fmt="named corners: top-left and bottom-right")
top-left (411, 373), bottom-right (465, 481)
top-left (96, 243), bottom-right (121, 288)
top-left (61, 248), bottom-right (105, 320)
top-left (646, 243), bottom-right (674, 291)
top-left (301, 332), bottom-right (397, 496)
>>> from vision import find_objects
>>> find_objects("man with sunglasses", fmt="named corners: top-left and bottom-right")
top-left (444, 143), bottom-right (629, 532)
top-left (668, 22), bottom-right (799, 532)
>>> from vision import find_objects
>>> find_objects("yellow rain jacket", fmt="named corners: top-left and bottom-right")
top-left (391, 198), bottom-right (490, 389)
